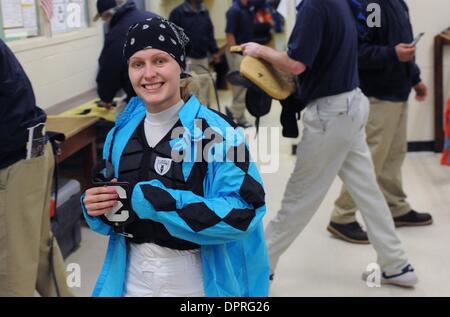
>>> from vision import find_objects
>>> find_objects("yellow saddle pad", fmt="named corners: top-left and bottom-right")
top-left (230, 46), bottom-right (296, 100)
top-left (56, 99), bottom-right (117, 122)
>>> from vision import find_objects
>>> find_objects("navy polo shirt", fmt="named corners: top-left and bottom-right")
top-left (288, 0), bottom-right (359, 106)
top-left (0, 39), bottom-right (46, 169)
top-left (225, 1), bottom-right (255, 45)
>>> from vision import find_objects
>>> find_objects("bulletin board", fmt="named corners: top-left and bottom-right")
top-left (0, 0), bottom-right (39, 41)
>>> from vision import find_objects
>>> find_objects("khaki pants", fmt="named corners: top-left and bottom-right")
top-left (0, 144), bottom-right (72, 296)
top-left (331, 98), bottom-right (411, 224)
top-left (265, 90), bottom-right (408, 275)
top-left (187, 57), bottom-right (212, 107)
top-left (225, 48), bottom-right (247, 121)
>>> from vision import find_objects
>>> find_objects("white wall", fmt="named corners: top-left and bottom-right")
top-left (282, 0), bottom-right (450, 143)
top-left (8, 0), bottom-right (233, 112)
top-left (8, 1), bottom-right (103, 111)
top-left (406, 0), bottom-right (450, 142)
top-left (8, 0), bottom-right (448, 143)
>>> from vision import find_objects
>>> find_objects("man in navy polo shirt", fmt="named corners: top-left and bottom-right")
top-left (225, 0), bottom-right (255, 128)
top-left (169, 0), bottom-right (220, 106)
top-left (0, 39), bottom-right (72, 296)
top-left (329, 0), bottom-right (432, 244)
top-left (241, 0), bottom-right (418, 287)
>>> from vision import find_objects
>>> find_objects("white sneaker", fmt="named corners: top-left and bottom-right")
top-left (362, 264), bottom-right (418, 288)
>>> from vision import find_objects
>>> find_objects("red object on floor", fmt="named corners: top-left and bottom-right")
top-left (49, 197), bottom-right (55, 218)
top-left (441, 97), bottom-right (450, 166)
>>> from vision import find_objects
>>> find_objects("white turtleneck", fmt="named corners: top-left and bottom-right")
top-left (144, 99), bottom-right (184, 148)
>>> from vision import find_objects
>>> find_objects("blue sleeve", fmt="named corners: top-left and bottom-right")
top-left (225, 9), bottom-right (239, 35)
top-left (287, 4), bottom-right (324, 67)
top-left (80, 193), bottom-right (113, 236)
top-left (80, 128), bottom-right (116, 236)
top-left (131, 132), bottom-right (266, 245)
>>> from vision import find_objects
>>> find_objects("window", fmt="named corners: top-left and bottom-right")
top-left (0, 0), bottom-right (39, 41)
top-left (0, 0), bottom-right (89, 42)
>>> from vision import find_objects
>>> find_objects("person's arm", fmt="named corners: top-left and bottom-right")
top-left (411, 63), bottom-right (427, 101)
top-left (241, 43), bottom-right (305, 75)
top-left (96, 36), bottom-right (124, 103)
top-left (225, 9), bottom-right (238, 46)
top-left (358, 0), bottom-right (415, 68)
top-left (80, 128), bottom-right (117, 236)
top-left (226, 33), bottom-right (236, 47)
top-left (359, 41), bottom-right (398, 68)
top-left (241, 2), bottom-right (326, 76)
top-left (206, 12), bottom-right (219, 56)
top-left (411, 62), bottom-right (421, 87)
top-left (131, 131), bottom-right (266, 245)
top-left (168, 7), bottom-right (180, 25)
top-left (359, 39), bottom-right (416, 68)
top-left (80, 191), bottom-right (114, 236)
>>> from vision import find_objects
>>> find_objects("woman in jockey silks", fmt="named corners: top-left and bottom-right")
top-left (82, 16), bottom-right (269, 297)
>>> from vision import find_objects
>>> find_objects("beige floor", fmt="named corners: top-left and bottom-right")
top-left (66, 93), bottom-right (450, 297)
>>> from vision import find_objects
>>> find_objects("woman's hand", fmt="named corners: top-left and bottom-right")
top-left (83, 179), bottom-right (119, 217)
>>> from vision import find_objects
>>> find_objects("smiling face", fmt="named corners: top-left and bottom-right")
top-left (128, 48), bottom-right (182, 113)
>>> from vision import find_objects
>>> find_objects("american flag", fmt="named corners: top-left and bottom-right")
top-left (40, 0), bottom-right (54, 21)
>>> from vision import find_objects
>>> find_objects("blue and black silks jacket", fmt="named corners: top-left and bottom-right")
top-left (81, 95), bottom-right (270, 296)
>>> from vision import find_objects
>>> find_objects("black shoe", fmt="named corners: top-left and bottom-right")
top-left (393, 210), bottom-right (433, 227)
top-left (327, 221), bottom-right (370, 244)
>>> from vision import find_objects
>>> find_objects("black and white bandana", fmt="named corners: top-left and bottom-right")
top-left (123, 16), bottom-right (190, 70)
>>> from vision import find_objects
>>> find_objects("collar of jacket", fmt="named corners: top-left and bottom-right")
top-left (116, 95), bottom-right (201, 142)
top-left (182, 1), bottom-right (207, 14)
top-left (110, 1), bottom-right (137, 28)
top-left (118, 95), bottom-right (201, 132)
top-left (109, 95), bottom-right (202, 177)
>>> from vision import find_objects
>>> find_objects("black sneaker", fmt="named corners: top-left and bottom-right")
top-left (393, 210), bottom-right (433, 227)
top-left (327, 221), bottom-right (370, 244)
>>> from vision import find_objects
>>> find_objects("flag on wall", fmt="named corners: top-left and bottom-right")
top-left (40, 0), bottom-right (54, 21)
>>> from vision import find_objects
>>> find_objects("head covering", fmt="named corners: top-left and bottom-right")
top-left (93, 0), bottom-right (118, 22)
top-left (123, 17), bottom-right (191, 71)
